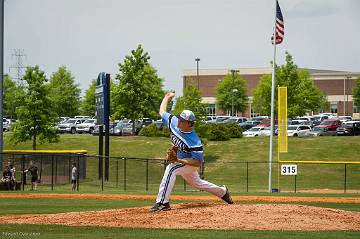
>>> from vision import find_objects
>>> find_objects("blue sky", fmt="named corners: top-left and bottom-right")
top-left (4, 0), bottom-right (360, 95)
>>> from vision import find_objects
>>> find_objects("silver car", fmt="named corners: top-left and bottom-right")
top-left (76, 119), bottom-right (97, 134)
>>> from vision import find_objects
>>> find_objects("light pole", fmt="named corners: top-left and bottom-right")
top-left (231, 69), bottom-right (239, 117)
top-left (345, 75), bottom-right (351, 116)
top-left (195, 58), bottom-right (200, 89)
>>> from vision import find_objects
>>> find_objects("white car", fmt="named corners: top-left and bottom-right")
top-left (243, 126), bottom-right (266, 137)
top-left (287, 125), bottom-right (311, 137)
top-left (76, 119), bottom-right (97, 134)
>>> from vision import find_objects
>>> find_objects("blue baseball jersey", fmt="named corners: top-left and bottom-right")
top-left (162, 112), bottom-right (203, 161)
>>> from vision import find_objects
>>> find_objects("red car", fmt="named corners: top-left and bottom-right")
top-left (319, 119), bottom-right (342, 132)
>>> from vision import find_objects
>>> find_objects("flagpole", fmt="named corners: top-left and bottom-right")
top-left (268, 0), bottom-right (278, 193)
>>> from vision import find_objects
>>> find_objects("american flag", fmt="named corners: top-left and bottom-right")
top-left (272, 1), bottom-right (284, 45)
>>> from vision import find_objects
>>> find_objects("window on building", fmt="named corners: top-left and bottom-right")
top-left (330, 102), bottom-right (337, 114)
top-left (205, 104), bottom-right (216, 116)
top-left (354, 106), bottom-right (359, 113)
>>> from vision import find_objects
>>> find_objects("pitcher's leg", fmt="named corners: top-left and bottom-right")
top-left (155, 163), bottom-right (185, 204)
top-left (182, 171), bottom-right (226, 197)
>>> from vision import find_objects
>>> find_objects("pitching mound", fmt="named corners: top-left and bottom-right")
top-left (1, 203), bottom-right (359, 231)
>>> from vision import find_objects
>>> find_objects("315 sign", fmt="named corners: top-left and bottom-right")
top-left (281, 164), bottom-right (297, 176)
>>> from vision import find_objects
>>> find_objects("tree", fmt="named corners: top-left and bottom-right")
top-left (81, 79), bottom-right (97, 116)
top-left (215, 72), bottom-right (248, 115)
top-left (3, 75), bottom-right (25, 118)
top-left (353, 76), bottom-right (360, 109)
top-left (10, 66), bottom-right (59, 150)
top-left (252, 52), bottom-right (327, 118)
top-left (173, 84), bottom-right (206, 118)
top-left (48, 66), bottom-right (81, 117)
top-left (113, 45), bottom-right (164, 134)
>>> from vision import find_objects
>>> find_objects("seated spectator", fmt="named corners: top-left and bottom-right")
top-left (1, 166), bottom-right (12, 190)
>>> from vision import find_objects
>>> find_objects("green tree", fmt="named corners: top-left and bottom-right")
top-left (48, 66), bottom-right (81, 117)
top-left (10, 66), bottom-right (59, 150)
top-left (81, 79), bottom-right (97, 116)
top-left (113, 45), bottom-right (164, 134)
top-left (215, 72), bottom-right (248, 115)
top-left (353, 76), bottom-right (360, 109)
top-left (173, 84), bottom-right (205, 118)
top-left (252, 52), bottom-right (327, 118)
top-left (3, 75), bottom-right (25, 118)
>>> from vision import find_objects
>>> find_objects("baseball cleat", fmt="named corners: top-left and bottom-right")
top-left (149, 202), bottom-right (171, 212)
top-left (221, 186), bottom-right (234, 204)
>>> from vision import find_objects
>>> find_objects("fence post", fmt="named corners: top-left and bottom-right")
top-left (39, 156), bottom-right (43, 184)
top-left (51, 155), bottom-right (54, 191)
top-left (55, 155), bottom-right (58, 184)
top-left (246, 162), bottom-right (249, 193)
top-left (294, 175), bottom-right (297, 193)
top-left (123, 158), bottom-right (127, 191)
top-left (145, 159), bottom-right (149, 191)
top-left (101, 155), bottom-right (104, 192)
top-left (21, 155), bottom-right (25, 191)
top-left (68, 155), bottom-right (71, 184)
top-left (183, 179), bottom-right (186, 191)
top-left (77, 154), bottom-right (80, 192)
top-left (116, 158), bottom-right (119, 188)
top-left (344, 164), bottom-right (347, 193)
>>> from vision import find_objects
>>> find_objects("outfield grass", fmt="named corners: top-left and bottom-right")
top-left (0, 224), bottom-right (359, 239)
top-left (3, 134), bottom-right (360, 193)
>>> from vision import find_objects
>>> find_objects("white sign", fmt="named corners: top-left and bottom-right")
top-left (281, 164), bottom-right (297, 176)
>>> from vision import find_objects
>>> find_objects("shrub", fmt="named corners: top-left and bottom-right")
top-left (224, 123), bottom-right (243, 138)
top-left (206, 124), bottom-right (230, 141)
top-left (138, 123), bottom-right (159, 137)
top-left (193, 121), bottom-right (208, 139)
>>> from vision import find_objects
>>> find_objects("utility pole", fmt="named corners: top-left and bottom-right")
top-left (230, 69), bottom-right (239, 117)
top-left (195, 58), bottom-right (200, 89)
top-left (9, 49), bottom-right (26, 85)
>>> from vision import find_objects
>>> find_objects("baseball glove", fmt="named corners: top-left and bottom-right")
top-left (166, 146), bottom-right (178, 163)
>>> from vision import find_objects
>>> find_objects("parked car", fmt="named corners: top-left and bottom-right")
top-left (336, 121), bottom-right (360, 136)
top-left (221, 117), bottom-right (247, 124)
top-left (308, 125), bottom-right (336, 136)
top-left (338, 116), bottom-right (352, 123)
top-left (205, 116), bottom-right (231, 124)
top-left (313, 114), bottom-right (329, 122)
top-left (121, 120), bottom-right (142, 136)
top-left (243, 126), bottom-right (266, 137)
top-left (287, 125), bottom-right (312, 137)
top-left (112, 119), bottom-right (132, 136)
top-left (76, 119), bottom-right (97, 134)
top-left (260, 126), bottom-right (278, 136)
top-left (240, 120), bottom-right (261, 131)
top-left (92, 122), bottom-right (118, 136)
top-left (57, 118), bottom-right (87, 134)
top-left (319, 119), bottom-right (342, 132)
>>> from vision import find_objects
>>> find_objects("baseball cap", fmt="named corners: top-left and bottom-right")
top-left (178, 110), bottom-right (196, 122)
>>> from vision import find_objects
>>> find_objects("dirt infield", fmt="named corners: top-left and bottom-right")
top-left (0, 203), bottom-right (359, 231)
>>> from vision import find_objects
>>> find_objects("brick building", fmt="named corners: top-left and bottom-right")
top-left (183, 68), bottom-right (360, 119)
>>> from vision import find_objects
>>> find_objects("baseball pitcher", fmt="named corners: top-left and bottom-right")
top-left (150, 92), bottom-right (234, 212)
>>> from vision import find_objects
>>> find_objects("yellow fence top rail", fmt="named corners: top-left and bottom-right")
top-left (2, 150), bottom-right (87, 154)
top-left (279, 160), bottom-right (360, 164)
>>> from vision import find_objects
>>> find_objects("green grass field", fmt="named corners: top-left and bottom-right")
top-left (3, 134), bottom-right (360, 193)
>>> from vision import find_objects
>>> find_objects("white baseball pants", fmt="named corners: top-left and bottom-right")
top-left (156, 162), bottom-right (227, 204)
